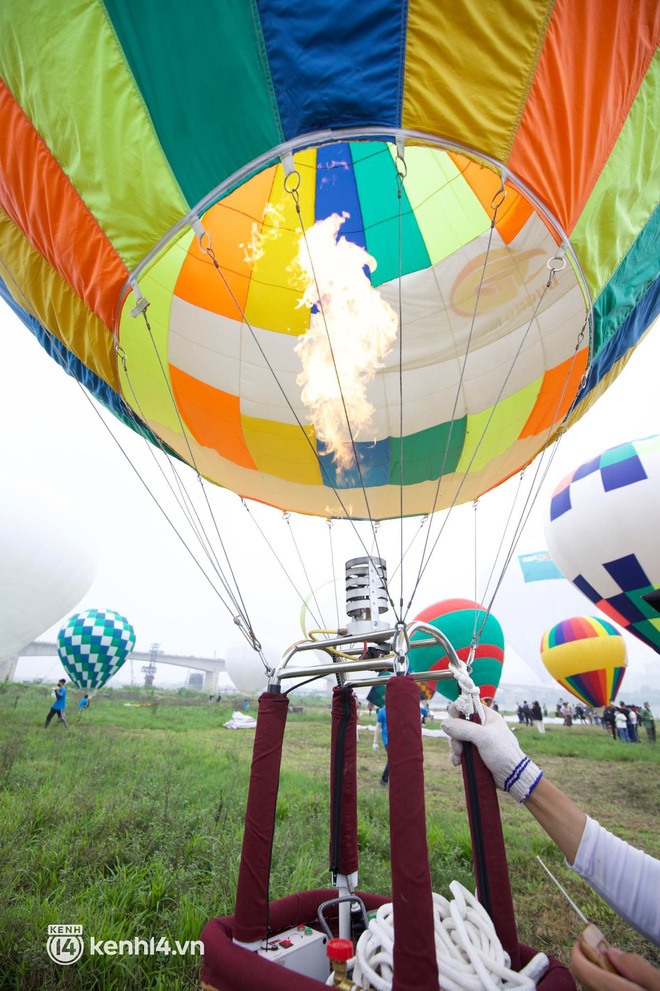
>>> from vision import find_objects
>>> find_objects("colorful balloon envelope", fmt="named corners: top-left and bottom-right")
top-left (57, 609), bottom-right (136, 694)
top-left (411, 598), bottom-right (504, 704)
top-left (540, 616), bottom-right (627, 708)
top-left (545, 436), bottom-right (660, 654)
top-left (0, 3), bottom-right (658, 522)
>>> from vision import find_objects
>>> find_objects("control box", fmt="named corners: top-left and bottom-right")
top-left (257, 924), bottom-right (330, 982)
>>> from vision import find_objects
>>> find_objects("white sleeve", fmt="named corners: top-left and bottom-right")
top-left (568, 816), bottom-right (660, 946)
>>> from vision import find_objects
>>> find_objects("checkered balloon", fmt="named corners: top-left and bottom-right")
top-left (545, 435), bottom-right (660, 655)
top-left (57, 609), bottom-right (136, 692)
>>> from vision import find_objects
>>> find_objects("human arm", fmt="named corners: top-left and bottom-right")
top-left (442, 706), bottom-right (660, 945)
top-left (523, 777), bottom-right (586, 864)
top-left (373, 717), bottom-right (381, 751)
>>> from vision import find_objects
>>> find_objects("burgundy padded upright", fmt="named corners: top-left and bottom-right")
top-left (233, 691), bottom-right (289, 944)
top-left (386, 675), bottom-right (439, 991)
top-left (462, 733), bottom-right (520, 971)
top-left (329, 685), bottom-right (358, 877)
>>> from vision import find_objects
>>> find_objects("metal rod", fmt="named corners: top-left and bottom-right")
top-left (346, 670), bottom-right (456, 688)
top-left (278, 658), bottom-right (396, 680)
top-left (536, 856), bottom-right (589, 925)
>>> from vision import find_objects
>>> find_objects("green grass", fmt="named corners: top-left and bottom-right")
top-left (0, 684), bottom-right (658, 989)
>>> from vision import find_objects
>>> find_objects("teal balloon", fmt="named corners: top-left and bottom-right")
top-left (57, 608), bottom-right (136, 692)
top-left (410, 598), bottom-right (505, 702)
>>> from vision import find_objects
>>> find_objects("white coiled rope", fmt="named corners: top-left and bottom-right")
top-left (329, 882), bottom-right (548, 991)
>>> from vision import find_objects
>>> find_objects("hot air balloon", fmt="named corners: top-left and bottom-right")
top-left (0, 483), bottom-right (97, 666)
top-left (410, 599), bottom-right (504, 704)
top-left (57, 609), bottom-right (136, 695)
top-left (2, 5), bottom-right (656, 989)
top-left (0, 2), bottom-right (657, 527)
top-left (545, 436), bottom-right (660, 655)
top-left (540, 616), bottom-right (627, 709)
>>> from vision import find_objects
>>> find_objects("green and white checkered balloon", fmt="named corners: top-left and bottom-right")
top-left (57, 609), bottom-right (136, 692)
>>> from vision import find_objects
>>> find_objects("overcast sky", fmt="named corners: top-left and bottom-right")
top-left (2, 304), bottom-right (658, 693)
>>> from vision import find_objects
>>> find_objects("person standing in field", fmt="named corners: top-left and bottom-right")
top-left (78, 694), bottom-right (90, 713)
top-left (640, 702), bottom-right (656, 743)
top-left (603, 700), bottom-right (617, 738)
top-left (45, 679), bottom-right (68, 728)
top-left (614, 707), bottom-right (629, 742)
top-left (373, 704), bottom-right (389, 786)
top-left (531, 700), bottom-right (545, 734)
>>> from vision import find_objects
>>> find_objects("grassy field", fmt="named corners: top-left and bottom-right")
top-left (0, 682), bottom-right (658, 990)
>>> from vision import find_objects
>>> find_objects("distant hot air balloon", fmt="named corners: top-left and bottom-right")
top-left (57, 609), bottom-right (136, 695)
top-left (410, 598), bottom-right (504, 704)
top-left (540, 616), bottom-right (627, 708)
top-left (0, 483), bottom-right (98, 664)
top-left (545, 436), bottom-right (660, 655)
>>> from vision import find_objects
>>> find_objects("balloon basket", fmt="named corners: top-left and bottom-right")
top-left (200, 889), bottom-right (574, 991)
top-left (198, 670), bottom-right (576, 991)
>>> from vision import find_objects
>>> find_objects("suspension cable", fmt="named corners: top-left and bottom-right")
top-left (411, 182), bottom-right (507, 597)
top-left (474, 317), bottom-right (590, 642)
top-left (286, 176), bottom-right (396, 615)
top-left (0, 254), bottom-right (261, 651)
top-left (405, 250), bottom-right (571, 618)
top-left (327, 519), bottom-right (341, 632)
top-left (196, 221), bottom-right (401, 620)
top-left (134, 308), bottom-right (257, 635)
top-left (240, 499), bottom-right (325, 632)
top-left (396, 150), bottom-right (407, 616)
top-left (283, 511), bottom-right (328, 632)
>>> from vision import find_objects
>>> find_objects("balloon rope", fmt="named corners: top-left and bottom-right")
top-left (404, 253), bottom-right (571, 619)
top-left (196, 238), bottom-right (401, 604)
top-left (284, 513), bottom-right (328, 632)
top-left (286, 179), bottom-right (398, 618)
top-left (473, 315), bottom-right (590, 642)
top-left (240, 500), bottom-right (326, 632)
top-left (119, 354), bottom-right (253, 616)
top-left (350, 883), bottom-right (549, 991)
top-left (0, 254), bottom-right (262, 649)
top-left (327, 520), bottom-right (341, 632)
top-left (409, 182), bottom-right (507, 605)
top-left (133, 308), bottom-right (258, 643)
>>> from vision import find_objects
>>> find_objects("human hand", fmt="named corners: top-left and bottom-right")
top-left (441, 704), bottom-right (542, 802)
top-left (571, 941), bottom-right (660, 990)
top-left (372, 743), bottom-right (379, 752)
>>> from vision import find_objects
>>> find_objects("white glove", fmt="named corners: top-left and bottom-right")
top-left (372, 742), bottom-right (379, 752)
top-left (442, 704), bottom-right (542, 803)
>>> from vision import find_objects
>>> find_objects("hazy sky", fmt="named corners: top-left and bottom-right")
top-left (2, 303), bottom-right (658, 693)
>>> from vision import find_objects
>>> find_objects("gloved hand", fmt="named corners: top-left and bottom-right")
top-left (372, 742), bottom-right (379, 752)
top-left (442, 704), bottom-right (543, 803)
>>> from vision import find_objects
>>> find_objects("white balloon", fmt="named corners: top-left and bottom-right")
top-left (225, 642), bottom-right (272, 694)
top-left (0, 483), bottom-right (98, 662)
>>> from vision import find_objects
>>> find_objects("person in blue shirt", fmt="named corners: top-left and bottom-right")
top-left (45, 679), bottom-right (68, 728)
top-left (373, 704), bottom-right (389, 786)
top-left (78, 695), bottom-right (90, 711)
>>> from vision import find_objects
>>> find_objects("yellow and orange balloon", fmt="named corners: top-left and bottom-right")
top-left (540, 616), bottom-right (627, 708)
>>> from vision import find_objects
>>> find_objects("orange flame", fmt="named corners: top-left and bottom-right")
top-left (294, 213), bottom-right (398, 470)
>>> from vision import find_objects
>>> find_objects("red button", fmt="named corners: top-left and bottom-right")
top-left (279, 939), bottom-right (293, 948)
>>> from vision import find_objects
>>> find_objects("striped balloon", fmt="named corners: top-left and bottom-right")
top-left (0, 3), bottom-right (658, 521)
top-left (411, 599), bottom-right (504, 704)
top-left (540, 616), bottom-right (627, 708)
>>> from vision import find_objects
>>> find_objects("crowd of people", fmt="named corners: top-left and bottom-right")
top-left (516, 700), bottom-right (547, 732)
top-left (513, 697), bottom-right (656, 743)
top-left (601, 700), bottom-right (655, 743)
